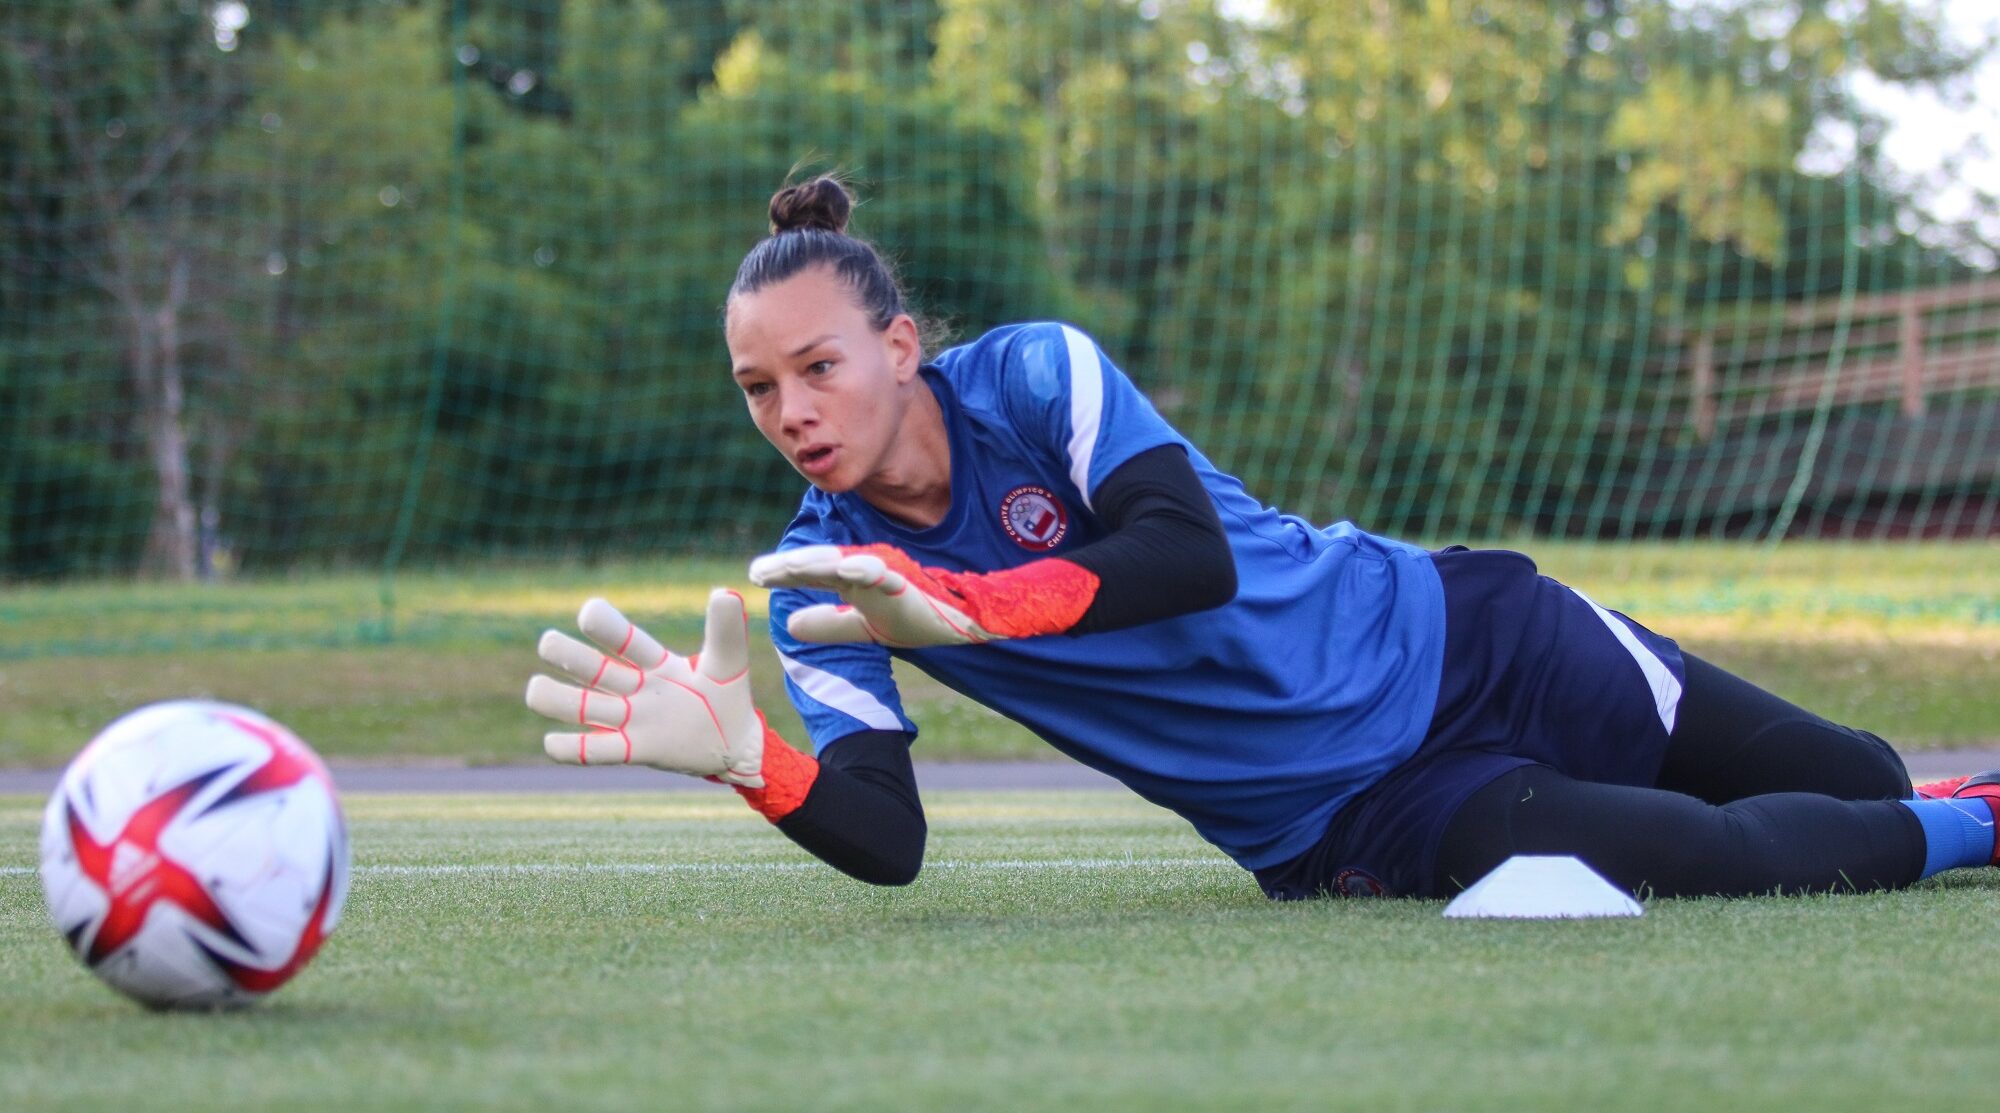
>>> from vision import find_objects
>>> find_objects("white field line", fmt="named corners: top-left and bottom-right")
top-left (0, 857), bottom-right (1232, 879)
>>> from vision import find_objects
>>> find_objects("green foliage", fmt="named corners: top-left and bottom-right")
top-left (1, 0), bottom-right (1994, 586)
top-left (207, 2), bottom-right (464, 566)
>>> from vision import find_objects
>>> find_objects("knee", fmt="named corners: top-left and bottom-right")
top-left (1846, 729), bottom-right (1912, 798)
top-left (1761, 722), bottom-right (1909, 800)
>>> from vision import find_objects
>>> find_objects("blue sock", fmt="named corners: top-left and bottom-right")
top-left (1900, 798), bottom-right (1997, 878)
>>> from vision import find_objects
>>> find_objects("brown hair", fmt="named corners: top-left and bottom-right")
top-left (728, 175), bottom-right (945, 349)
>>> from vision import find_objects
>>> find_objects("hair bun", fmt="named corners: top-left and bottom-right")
top-left (768, 176), bottom-right (853, 236)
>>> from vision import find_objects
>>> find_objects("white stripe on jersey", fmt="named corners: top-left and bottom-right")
top-left (778, 651), bottom-right (904, 732)
top-left (1569, 588), bottom-right (1682, 733)
top-left (1061, 323), bottom-right (1103, 510)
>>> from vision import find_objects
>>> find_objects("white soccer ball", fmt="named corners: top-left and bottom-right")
top-left (38, 699), bottom-right (350, 1009)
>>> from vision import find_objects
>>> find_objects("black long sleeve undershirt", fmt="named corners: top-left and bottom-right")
top-left (771, 443), bottom-right (1236, 884)
top-left (774, 729), bottom-right (927, 885)
top-left (1063, 443), bottom-right (1237, 634)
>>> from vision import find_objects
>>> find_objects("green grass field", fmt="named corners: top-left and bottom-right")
top-left (2, 542), bottom-right (1998, 767)
top-left (2, 790), bottom-right (1995, 1111)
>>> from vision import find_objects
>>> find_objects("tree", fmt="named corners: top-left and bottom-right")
top-left (2, 1), bottom-right (258, 579)
top-left (205, 1), bottom-right (468, 567)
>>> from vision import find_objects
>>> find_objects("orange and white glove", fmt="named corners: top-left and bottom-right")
top-left (747, 544), bottom-right (1100, 648)
top-left (524, 591), bottom-right (817, 818)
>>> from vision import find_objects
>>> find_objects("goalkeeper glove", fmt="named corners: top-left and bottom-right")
top-left (747, 544), bottom-right (1099, 648)
top-left (524, 590), bottom-right (816, 820)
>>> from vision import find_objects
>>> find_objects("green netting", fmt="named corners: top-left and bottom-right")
top-left (2, 1), bottom-right (1996, 635)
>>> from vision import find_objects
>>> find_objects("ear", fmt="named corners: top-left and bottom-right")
top-left (884, 313), bottom-right (923, 385)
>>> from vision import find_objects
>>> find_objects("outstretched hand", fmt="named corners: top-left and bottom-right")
top-left (524, 590), bottom-right (765, 785)
top-left (748, 543), bottom-right (1103, 649)
top-left (748, 544), bottom-right (1005, 648)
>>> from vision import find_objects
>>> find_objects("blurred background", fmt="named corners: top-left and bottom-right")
top-left (1, 0), bottom-right (1995, 760)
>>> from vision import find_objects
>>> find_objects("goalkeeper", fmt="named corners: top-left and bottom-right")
top-left (526, 176), bottom-right (1998, 900)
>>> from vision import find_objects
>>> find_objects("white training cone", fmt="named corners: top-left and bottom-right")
top-left (1442, 855), bottom-right (1643, 919)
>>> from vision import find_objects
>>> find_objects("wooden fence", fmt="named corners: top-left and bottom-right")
top-left (1687, 279), bottom-right (2000, 439)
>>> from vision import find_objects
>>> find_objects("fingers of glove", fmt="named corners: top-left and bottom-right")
top-left (576, 597), bottom-right (670, 670)
top-left (524, 674), bottom-right (633, 731)
top-left (787, 603), bottom-right (888, 645)
top-left (536, 629), bottom-right (643, 695)
top-left (832, 552), bottom-right (910, 595)
top-left (747, 545), bottom-right (846, 589)
top-left (542, 730), bottom-right (632, 767)
top-left (697, 588), bottom-right (751, 682)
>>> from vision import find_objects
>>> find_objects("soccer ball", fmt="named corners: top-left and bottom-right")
top-left (38, 700), bottom-right (350, 1009)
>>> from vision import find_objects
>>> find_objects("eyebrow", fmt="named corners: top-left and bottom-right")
top-left (731, 334), bottom-right (840, 378)
top-left (789, 334), bottom-right (839, 358)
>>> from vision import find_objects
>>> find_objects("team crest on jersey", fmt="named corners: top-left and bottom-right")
top-left (999, 485), bottom-right (1069, 551)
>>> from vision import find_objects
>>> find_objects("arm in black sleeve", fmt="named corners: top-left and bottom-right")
top-left (772, 729), bottom-right (927, 886)
top-left (1062, 443), bottom-right (1237, 634)
top-left (768, 448), bottom-right (1226, 880)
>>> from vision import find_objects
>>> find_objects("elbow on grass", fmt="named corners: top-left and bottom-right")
top-left (837, 826), bottom-right (926, 887)
top-left (848, 850), bottom-right (923, 887)
top-left (871, 861), bottom-right (923, 887)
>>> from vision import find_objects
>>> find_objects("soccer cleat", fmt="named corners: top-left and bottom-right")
top-left (1945, 771), bottom-right (2000, 866)
top-left (1913, 774), bottom-right (1971, 800)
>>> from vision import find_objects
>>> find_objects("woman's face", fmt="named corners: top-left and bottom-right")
top-left (726, 266), bottom-right (922, 493)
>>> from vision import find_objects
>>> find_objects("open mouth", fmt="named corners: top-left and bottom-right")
top-left (798, 445), bottom-right (837, 474)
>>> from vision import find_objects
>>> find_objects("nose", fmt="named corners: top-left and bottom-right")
top-left (776, 383), bottom-right (819, 438)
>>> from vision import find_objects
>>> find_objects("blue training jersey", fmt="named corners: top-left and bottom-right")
top-left (768, 322), bottom-right (1445, 870)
